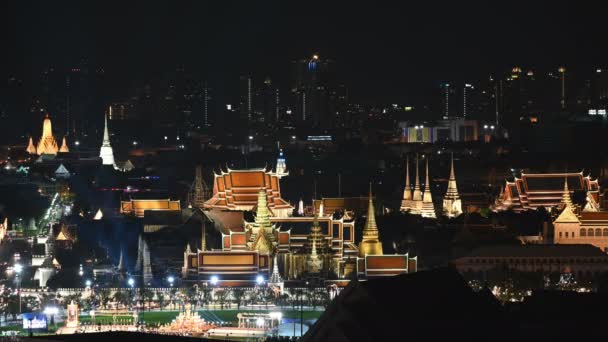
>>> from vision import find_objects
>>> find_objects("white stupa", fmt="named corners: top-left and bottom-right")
top-left (99, 113), bottom-right (116, 166)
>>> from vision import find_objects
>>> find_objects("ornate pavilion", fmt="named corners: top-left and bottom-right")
top-left (494, 171), bottom-right (600, 211)
top-left (182, 168), bottom-right (417, 286)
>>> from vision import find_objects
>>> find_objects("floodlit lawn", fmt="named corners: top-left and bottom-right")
top-left (78, 309), bottom-right (323, 325)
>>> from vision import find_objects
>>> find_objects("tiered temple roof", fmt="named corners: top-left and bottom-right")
top-left (36, 114), bottom-right (59, 155)
top-left (204, 168), bottom-right (293, 216)
top-left (496, 171), bottom-right (600, 211)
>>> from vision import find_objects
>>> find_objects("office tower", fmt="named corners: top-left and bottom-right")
top-left (291, 54), bottom-right (336, 128)
top-left (439, 83), bottom-right (457, 119)
top-left (239, 75), bottom-right (253, 122)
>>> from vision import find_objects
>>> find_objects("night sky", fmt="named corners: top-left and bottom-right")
top-left (2, 1), bottom-right (607, 102)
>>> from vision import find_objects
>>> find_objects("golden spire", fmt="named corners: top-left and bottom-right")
top-left (403, 155), bottom-right (412, 200)
top-left (36, 113), bottom-right (59, 155)
top-left (412, 154), bottom-right (422, 201)
top-left (26, 137), bottom-right (37, 155)
top-left (59, 136), bottom-right (69, 153)
top-left (251, 188), bottom-right (275, 254)
top-left (555, 177), bottom-right (579, 224)
top-left (423, 158), bottom-right (432, 202)
top-left (358, 183), bottom-right (383, 257)
top-left (561, 177), bottom-right (573, 208)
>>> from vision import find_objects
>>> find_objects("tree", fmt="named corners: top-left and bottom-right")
top-left (156, 291), bottom-right (165, 311)
top-left (141, 288), bottom-right (154, 311)
top-left (232, 288), bottom-right (245, 310)
top-left (201, 287), bottom-right (212, 309)
top-left (99, 289), bottom-right (110, 309)
top-left (215, 290), bottom-right (227, 310)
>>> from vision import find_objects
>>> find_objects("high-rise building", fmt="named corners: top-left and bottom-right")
top-left (239, 75), bottom-right (253, 122)
top-left (439, 83), bottom-right (457, 119)
top-left (291, 54), bottom-right (336, 128)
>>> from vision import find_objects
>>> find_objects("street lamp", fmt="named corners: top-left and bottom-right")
top-left (210, 275), bottom-right (219, 286)
top-left (85, 279), bottom-right (92, 288)
top-left (256, 275), bottom-right (264, 285)
top-left (128, 278), bottom-right (135, 288)
top-left (168, 276), bottom-right (175, 287)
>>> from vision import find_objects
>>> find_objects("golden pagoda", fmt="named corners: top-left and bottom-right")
top-left (36, 114), bottom-right (59, 155)
top-left (26, 137), bottom-right (37, 155)
top-left (249, 189), bottom-right (276, 254)
top-left (59, 136), bottom-right (69, 153)
top-left (358, 184), bottom-right (383, 257)
top-left (305, 220), bottom-right (330, 273)
top-left (555, 178), bottom-right (580, 224)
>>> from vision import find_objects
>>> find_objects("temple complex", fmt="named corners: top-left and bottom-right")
top-left (442, 153), bottom-right (462, 218)
top-left (35, 114), bottom-right (59, 155)
top-left (554, 179), bottom-right (608, 252)
top-left (204, 168), bottom-right (293, 216)
top-left (182, 176), bottom-right (414, 285)
top-left (99, 113), bottom-right (116, 166)
top-left (494, 171), bottom-right (600, 211)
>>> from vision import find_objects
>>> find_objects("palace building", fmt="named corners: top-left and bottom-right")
top-left (554, 179), bottom-right (608, 252)
top-left (203, 168), bottom-right (293, 217)
top-left (494, 171), bottom-right (600, 211)
top-left (120, 198), bottom-right (181, 217)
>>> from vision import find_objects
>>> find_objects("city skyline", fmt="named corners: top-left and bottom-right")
top-left (3, 2), bottom-right (608, 103)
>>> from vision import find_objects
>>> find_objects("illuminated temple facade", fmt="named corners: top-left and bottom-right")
top-left (34, 114), bottom-right (59, 155)
top-left (494, 171), bottom-right (600, 211)
top-left (182, 169), bottom-right (417, 285)
top-left (203, 168), bottom-right (293, 217)
top-left (554, 179), bottom-right (608, 252)
top-left (400, 155), bottom-right (436, 218)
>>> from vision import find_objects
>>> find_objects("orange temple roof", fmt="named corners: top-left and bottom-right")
top-left (204, 168), bottom-right (292, 215)
top-left (499, 172), bottom-right (599, 211)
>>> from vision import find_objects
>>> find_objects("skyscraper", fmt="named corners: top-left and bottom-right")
top-left (239, 75), bottom-right (253, 122)
top-left (291, 54), bottom-right (336, 128)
